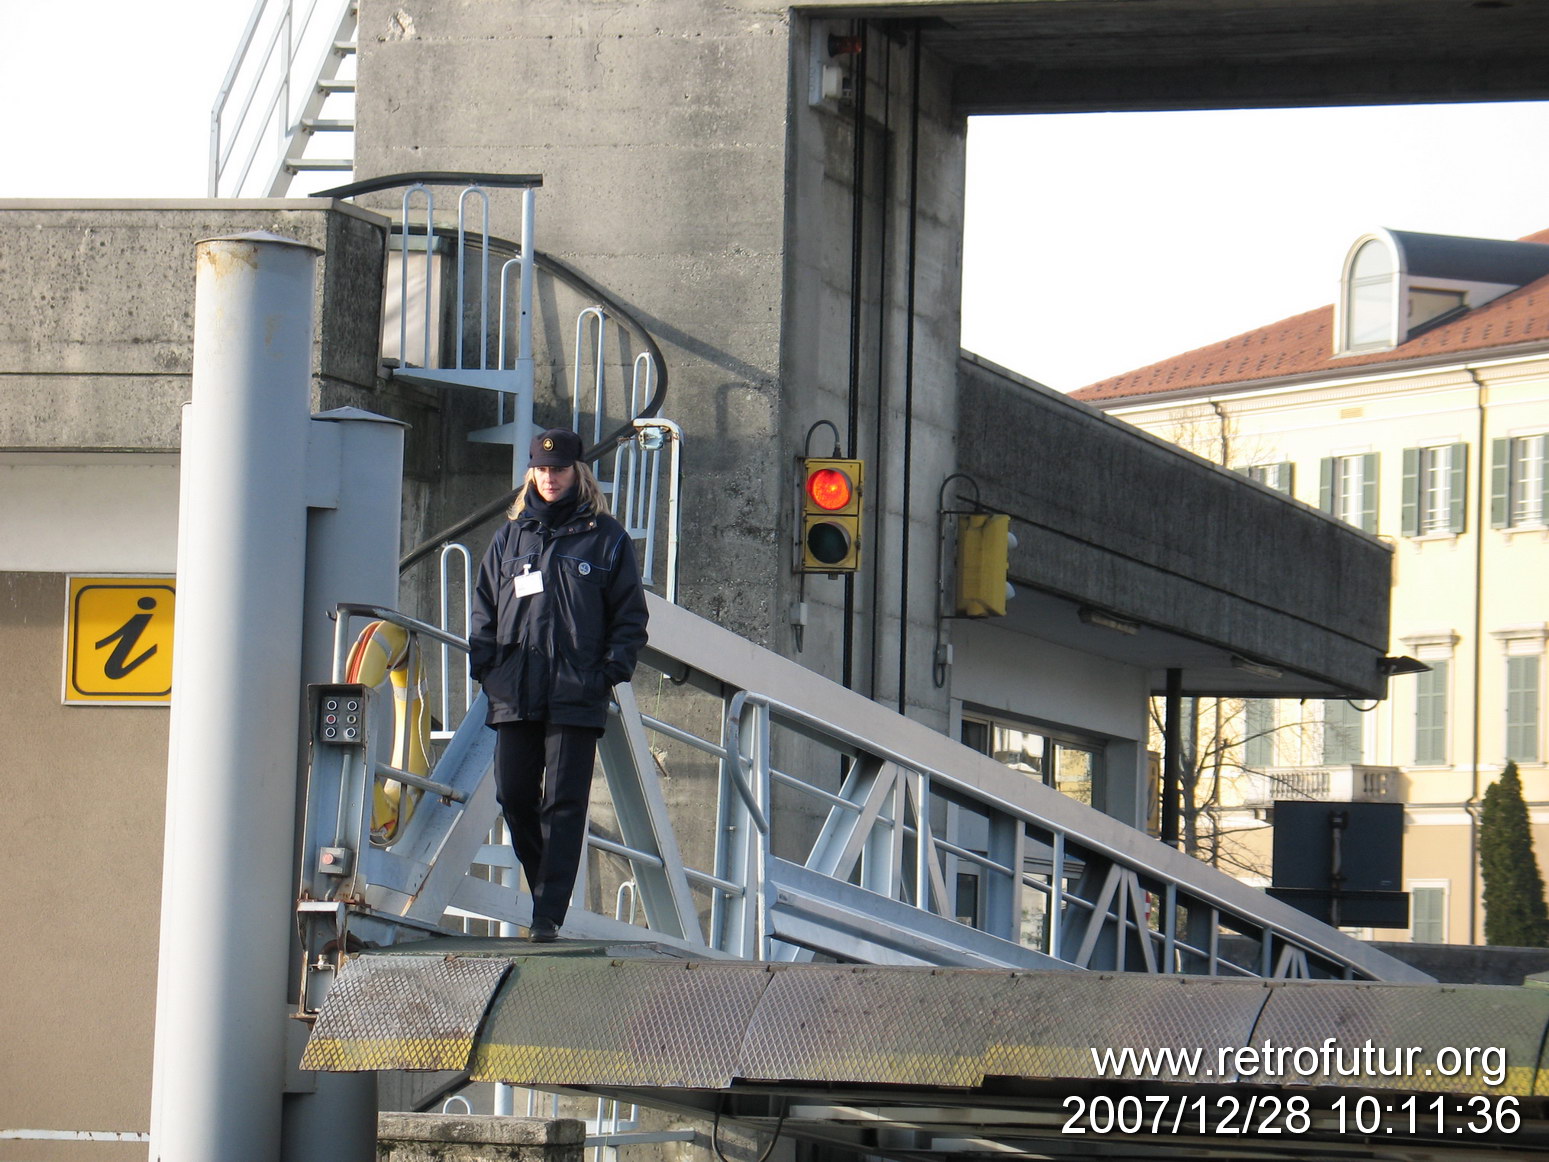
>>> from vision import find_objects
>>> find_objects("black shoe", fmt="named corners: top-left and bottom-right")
top-left (529, 918), bottom-right (559, 943)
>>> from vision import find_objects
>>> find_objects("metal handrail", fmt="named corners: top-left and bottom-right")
top-left (210, 0), bottom-right (356, 197)
top-left (717, 685), bottom-right (1399, 977)
top-left (302, 585), bottom-right (1425, 983)
top-left (329, 601), bottom-right (469, 683)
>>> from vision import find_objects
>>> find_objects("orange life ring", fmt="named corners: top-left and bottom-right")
top-left (344, 620), bottom-right (431, 846)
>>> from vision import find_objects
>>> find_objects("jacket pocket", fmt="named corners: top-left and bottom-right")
top-left (551, 652), bottom-right (605, 714)
top-left (481, 648), bottom-right (522, 709)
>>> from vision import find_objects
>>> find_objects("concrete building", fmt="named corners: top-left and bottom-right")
top-left (1073, 226), bottom-right (1549, 948)
top-left (6, 0), bottom-right (1549, 1156)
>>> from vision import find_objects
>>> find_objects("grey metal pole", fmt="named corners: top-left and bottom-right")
top-left (150, 232), bottom-right (321, 1162)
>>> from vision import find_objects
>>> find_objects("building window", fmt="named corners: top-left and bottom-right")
top-left (1343, 238), bottom-right (1397, 352)
top-left (1401, 443), bottom-right (1468, 536)
top-left (1408, 288), bottom-right (1467, 334)
top-left (1246, 461), bottom-right (1295, 494)
top-left (1243, 699), bottom-right (1274, 769)
top-left (1415, 661), bottom-right (1450, 766)
top-left (1322, 699), bottom-right (1364, 765)
top-left (1490, 434), bottom-right (1548, 529)
top-left (1409, 882), bottom-right (1447, 943)
top-left (1507, 655), bottom-right (1541, 763)
top-left (961, 712), bottom-right (1102, 807)
top-left (1319, 453), bottom-right (1378, 532)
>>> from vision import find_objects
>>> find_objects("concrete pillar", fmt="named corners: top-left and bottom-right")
top-left (150, 232), bottom-right (320, 1161)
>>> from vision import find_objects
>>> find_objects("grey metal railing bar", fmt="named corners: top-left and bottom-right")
top-left (719, 686), bottom-right (1387, 977)
top-left (375, 762), bottom-right (467, 804)
top-left (637, 712), bottom-right (731, 761)
top-left (400, 185), bottom-right (434, 370)
top-left (330, 602), bottom-right (470, 682)
top-left (456, 188), bottom-right (492, 370)
top-left (586, 835), bottom-right (665, 870)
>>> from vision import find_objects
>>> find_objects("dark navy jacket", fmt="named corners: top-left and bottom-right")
top-left (468, 504), bottom-right (649, 729)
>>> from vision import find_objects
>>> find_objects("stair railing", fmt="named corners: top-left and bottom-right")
top-left (210, 0), bottom-right (357, 197)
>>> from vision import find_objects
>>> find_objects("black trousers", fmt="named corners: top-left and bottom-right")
top-left (493, 720), bottom-right (600, 926)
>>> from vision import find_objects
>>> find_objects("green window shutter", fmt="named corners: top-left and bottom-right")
top-left (1411, 885), bottom-right (1445, 943)
top-left (1401, 447), bottom-right (1420, 536)
top-left (1541, 441), bottom-right (1549, 526)
top-left (1490, 438), bottom-right (1510, 529)
top-left (1319, 457), bottom-right (1335, 513)
top-left (1243, 699), bottom-right (1273, 769)
top-left (1506, 655), bottom-right (1540, 763)
top-left (1322, 698), bottom-right (1364, 765)
top-left (1415, 661), bottom-right (1449, 765)
top-left (1447, 442), bottom-right (1468, 534)
top-left (1279, 461), bottom-right (1295, 496)
top-left (1360, 453), bottom-right (1379, 532)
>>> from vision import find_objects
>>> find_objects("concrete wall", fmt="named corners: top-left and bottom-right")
top-left (958, 353), bottom-right (1395, 698)
top-left (356, 0), bottom-right (793, 639)
top-left (353, 3), bottom-right (968, 731)
top-left (780, 15), bottom-right (966, 728)
top-left (376, 1114), bottom-right (583, 1162)
top-left (0, 202), bottom-right (390, 451)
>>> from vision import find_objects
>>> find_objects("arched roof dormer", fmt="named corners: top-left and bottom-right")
top-left (1335, 228), bottom-right (1549, 357)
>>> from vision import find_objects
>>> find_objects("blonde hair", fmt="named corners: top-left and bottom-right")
top-left (509, 460), bottom-right (610, 519)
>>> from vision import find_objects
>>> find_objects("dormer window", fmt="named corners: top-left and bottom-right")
top-left (1409, 287), bottom-right (1466, 333)
top-left (1343, 237), bottom-right (1397, 352)
top-left (1336, 229), bottom-right (1549, 357)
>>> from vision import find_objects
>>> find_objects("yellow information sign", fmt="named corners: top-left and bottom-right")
top-left (65, 577), bottom-right (176, 705)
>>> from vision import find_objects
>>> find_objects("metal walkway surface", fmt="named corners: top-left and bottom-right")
top-left (305, 942), bottom-right (1549, 1160)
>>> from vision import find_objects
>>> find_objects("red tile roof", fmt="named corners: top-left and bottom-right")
top-left (1072, 227), bottom-right (1549, 404)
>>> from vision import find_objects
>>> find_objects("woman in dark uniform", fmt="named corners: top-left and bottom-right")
top-left (468, 428), bottom-right (649, 941)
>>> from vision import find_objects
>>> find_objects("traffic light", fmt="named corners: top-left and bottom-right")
top-left (799, 457), bottom-right (864, 573)
top-left (955, 512), bottom-right (1014, 617)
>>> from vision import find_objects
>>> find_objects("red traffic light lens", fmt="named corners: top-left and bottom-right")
top-left (807, 468), bottom-right (853, 511)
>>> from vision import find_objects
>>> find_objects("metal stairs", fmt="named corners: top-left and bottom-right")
top-left (295, 591), bottom-right (1429, 1023)
top-left (211, 0), bottom-right (358, 198)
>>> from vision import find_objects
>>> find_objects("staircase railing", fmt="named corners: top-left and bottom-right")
top-left (309, 173), bottom-right (681, 594)
top-left (210, 0), bottom-right (358, 197)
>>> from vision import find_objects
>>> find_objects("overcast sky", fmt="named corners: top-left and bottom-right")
top-left (5, 1), bottom-right (1547, 394)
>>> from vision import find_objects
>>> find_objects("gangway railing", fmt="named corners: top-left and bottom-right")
top-left (294, 594), bottom-right (1428, 1023)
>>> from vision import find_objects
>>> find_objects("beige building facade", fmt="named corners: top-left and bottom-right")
top-left (1077, 228), bottom-right (1549, 947)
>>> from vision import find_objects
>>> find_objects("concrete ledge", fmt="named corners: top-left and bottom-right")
top-left (377, 1114), bottom-right (584, 1162)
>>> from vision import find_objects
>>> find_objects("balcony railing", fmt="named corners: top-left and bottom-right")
top-left (1245, 764), bottom-right (1403, 806)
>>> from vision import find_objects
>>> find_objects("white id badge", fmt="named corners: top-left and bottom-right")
top-left (512, 567), bottom-right (545, 598)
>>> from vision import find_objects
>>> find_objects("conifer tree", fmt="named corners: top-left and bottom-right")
top-left (1479, 761), bottom-right (1549, 947)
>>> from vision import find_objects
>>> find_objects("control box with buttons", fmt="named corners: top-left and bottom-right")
top-left (313, 683), bottom-right (368, 746)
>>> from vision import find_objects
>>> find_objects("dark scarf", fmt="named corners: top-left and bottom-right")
top-left (522, 481), bottom-right (584, 531)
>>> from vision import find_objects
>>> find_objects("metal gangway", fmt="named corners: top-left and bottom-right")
top-left (295, 590), bottom-right (1427, 1023)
